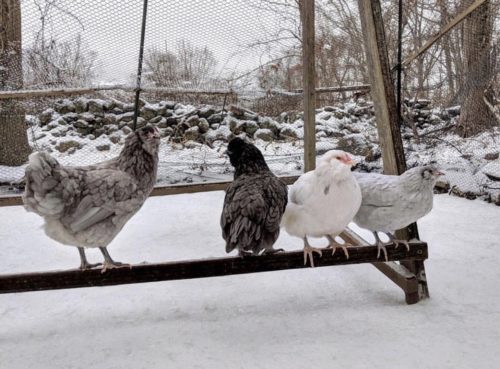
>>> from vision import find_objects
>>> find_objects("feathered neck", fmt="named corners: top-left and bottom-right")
top-left (315, 161), bottom-right (352, 184)
top-left (234, 156), bottom-right (270, 178)
top-left (401, 168), bottom-right (434, 191)
top-left (117, 132), bottom-right (158, 190)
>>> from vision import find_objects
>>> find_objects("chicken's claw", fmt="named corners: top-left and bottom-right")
top-left (303, 245), bottom-right (323, 267)
top-left (101, 261), bottom-right (132, 274)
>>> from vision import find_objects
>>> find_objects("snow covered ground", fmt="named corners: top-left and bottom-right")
top-left (0, 192), bottom-right (499, 369)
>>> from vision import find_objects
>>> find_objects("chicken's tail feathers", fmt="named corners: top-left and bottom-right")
top-left (225, 241), bottom-right (236, 254)
top-left (23, 151), bottom-right (65, 217)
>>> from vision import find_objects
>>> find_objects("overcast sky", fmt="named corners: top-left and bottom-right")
top-left (21, 0), bottom-right (299, 87)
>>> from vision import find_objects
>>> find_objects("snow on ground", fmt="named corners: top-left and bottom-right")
top-left (0, 193), bottom-right (499, 369)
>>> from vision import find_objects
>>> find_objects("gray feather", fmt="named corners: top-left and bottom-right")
top-left (22, 127), bottom-right (160, 249)
top-left (353, 166), bottom-right (439, 233)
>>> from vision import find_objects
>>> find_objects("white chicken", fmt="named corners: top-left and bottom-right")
top-left (281, 150), bottom-right (361, 267)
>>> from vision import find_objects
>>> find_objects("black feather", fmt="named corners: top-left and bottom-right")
top-left (221, 138), bottom-right (288, 255)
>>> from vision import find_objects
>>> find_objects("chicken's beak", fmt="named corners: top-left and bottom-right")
top-left (341, 154), bottom-right (354, 166)
top-left (434, 170), bottom-right (444, 176)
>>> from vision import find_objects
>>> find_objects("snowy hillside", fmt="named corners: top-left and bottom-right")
top-left (0, 193), bottom-right (499, 369)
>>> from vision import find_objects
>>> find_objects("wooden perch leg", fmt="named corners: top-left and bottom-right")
top-left (400, 260), bottom-right (429, 303)
top-left (372, 262), bottom-right (420, 304)
top-left (341, 229), bottom-right (428, 305)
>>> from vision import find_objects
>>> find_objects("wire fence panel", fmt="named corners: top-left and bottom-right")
top-left (0, 0), bottom-right (499, 204)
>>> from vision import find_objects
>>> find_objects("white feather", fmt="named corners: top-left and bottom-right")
top-left (282, 150), bottom-right (361, 239)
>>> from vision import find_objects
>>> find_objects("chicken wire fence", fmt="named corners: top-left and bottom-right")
top-left (0, 0), bottom-right (499, 203)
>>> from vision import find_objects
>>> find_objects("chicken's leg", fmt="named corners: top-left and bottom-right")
top-left (325, 235), bottom-right (351, 259)
top-left (99, 247), bottom-right (130, 273)
top-left (78, 247), bottom-right (102, 271)
top-left (303, 236), bottom-right (322, 267)
top-left (373, 232), bottom-right (390, 262)
top-left (387, 233), bottom-right (410, 251)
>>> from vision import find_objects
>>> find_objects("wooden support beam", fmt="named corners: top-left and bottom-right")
top-left (0, 85), bottom-right (125, 100)
top-left (401, 0), bottom-right (487, 68)
top-left (358, 0), bottom-right (406, 176)
top-left (150, 175), bottom-right (298, 197)
top-left (0, 86), bottom-right (236, 100)
top-left (139, 87), bottom-right (234, 95)
top-left (0, 195), bottom-right (21, 207)
top-left (291, 84), bottom-right (371, 94)
top-left (341, 228), bottom-right (421, 304)
top-left (0, 176), bottom-right (300, 207)
top-left (0, 242), bottom-right (427, 294)
top-left (300, 0), bottom-right (316, 172)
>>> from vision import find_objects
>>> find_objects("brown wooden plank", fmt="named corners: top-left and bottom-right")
top-left (0, 86), bottom-right (235, 100)
top-left (0, 85), bottom-right (124, 99)
top-left (358, 0), bottom-right (406, 175)
top-left (300, 0), bottom-right (316, 172)
top-left (291, 85), bottom-right (371, 94)
top-left (0, 242), bottom-right (427, 294)
top-left (341, 228), bottom-right (422, 304)
top-left (400, 259), bottom-right (429, 302)
top-left (0, 176), bottom-right (300, 207)
top-left (0, 195), bottom-right (23, 207)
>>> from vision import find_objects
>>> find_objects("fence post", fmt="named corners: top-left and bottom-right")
top-left (358, 0), bottom-right (406, 175)
top-left (358, 0), bottom-right (428, 302)
top-left (300, 0), bottom-right (316, 172)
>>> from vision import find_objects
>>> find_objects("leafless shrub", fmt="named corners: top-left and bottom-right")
top-left (144, 39), bottom-right (219, 89)
top-left (23, 34), bottom-right (97, 88)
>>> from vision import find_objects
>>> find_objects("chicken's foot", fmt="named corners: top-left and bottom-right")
top-left (78, 247), bottom-right (102, 271)
top-left (99, 247), bottom-right (131, 273)
top-left (303, 237), bottom-right (322, 267)
top-left (325, 235), bottom-right (351, 259)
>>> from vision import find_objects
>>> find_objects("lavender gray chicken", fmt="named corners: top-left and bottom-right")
top-left (221, 138), bottom-right (288, 256)
top-left (353, 165), bottom-right (443, 261)
top-left (23, 125), bottom-right (160, 271)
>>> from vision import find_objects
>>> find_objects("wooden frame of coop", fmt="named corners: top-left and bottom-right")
top-left (0, 0), bottom-right (437, 304)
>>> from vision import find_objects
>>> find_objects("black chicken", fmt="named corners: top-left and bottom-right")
top-left (221, 138), bottom-right (288, 256)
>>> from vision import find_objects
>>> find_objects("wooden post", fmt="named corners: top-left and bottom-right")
top-left (0, 0), bottom-right (31, 165)
top-left (300, 0), bottom-right (316, 172)
top-left (358, 0), bottom-right (428, 301)
top-left (358, 0), bottom-right (406, 175)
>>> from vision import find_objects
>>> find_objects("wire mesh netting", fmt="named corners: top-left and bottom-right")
top-left (0, 0), bottom-right (307, 192)
top-left (0, 0), bottom-right (499, 203)
top-left (386, 0), bottom-right (500, 203)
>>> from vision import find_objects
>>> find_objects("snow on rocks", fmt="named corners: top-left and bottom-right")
top-left (0, 96), bottom-right (490, 205)
top-left (482, 161), bottom-right (500, 181)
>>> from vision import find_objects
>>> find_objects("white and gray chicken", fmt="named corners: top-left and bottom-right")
top-left (353, 165), bottom-right (443, 261)
top-left (282, 150), bottom-right (361, 267)
top-left (23, 125), bottom-right (160, 271)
